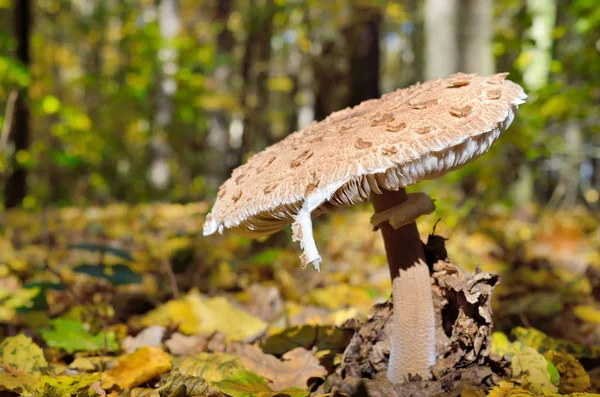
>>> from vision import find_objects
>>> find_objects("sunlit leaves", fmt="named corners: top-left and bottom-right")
top-left (101, 346), bottom-right (172, 390)
top-left (40, 95), bottom-right (60, 115)
top-left (0, 335), bottom-right (48, 374)
top-left (39, 319), bottom-right (119, 354)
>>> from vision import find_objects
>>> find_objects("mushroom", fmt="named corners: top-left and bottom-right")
top-left (203, 73), bottom-right (526, 383)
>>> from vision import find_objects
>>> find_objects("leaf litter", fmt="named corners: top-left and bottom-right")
top-left (0, 203), bottom-right (599, 396)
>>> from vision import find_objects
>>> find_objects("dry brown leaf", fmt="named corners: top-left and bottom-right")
top-left (233, 344), bottom-right (326, 390)
top-left (122, 325), bottom-right (166, 354)
top-left (544, 350), bottom-right (591, 393)
top-left (165, 332), bottom-right (229, 356)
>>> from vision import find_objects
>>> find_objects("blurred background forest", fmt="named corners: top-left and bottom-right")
top-left (0, 2), bottom-right (600, 395)
top-left (0, 0), bottom-right (599, 211)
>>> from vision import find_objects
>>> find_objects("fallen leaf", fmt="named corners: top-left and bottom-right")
top-left (487, 381), bottom-right (537, 397)
top-left (27, 374), bottom-right (101, 396)
top-left (573, 305), bottom-right (600, 324)
top-left (166, 333), bottom-right (207, 355)
top-left (123, 325), bottom-right (166, 353)
top-left (213, 369), bottom-right (308, 397)
top-left (69, 356), bottom-right (115, 372)
top-left (186, 291), bottom-right (267, 341)
top-left (544, 350), bottom-right (591, 393)
top-left (261, 325), bottom-right (353, 356)
top-left (305, 284), bottom-right (375, 312)
top-left (511, 345), bottom-right (558, 394)
top-left (0, 334), bottom-right (48, 374)
top-left (39, 319), bottom-right (119, 354)
top-left (141, 291), bottom-right (267, 341)
top-left (176, 352), bottom-right (245, 383)
top-left (158, 368), bottom-right (224, 397)
top-left (0, 286), bottom-right (40, 322)
top-left (101, 346), bottom-right (172, 389)
top-left (139, 299), bottom-right (198, 335)
top-left (491, 332), bottom-right (522, 358)
top-left (512, 327), bottom-right (600, 359)
top-left (233, 344), bottom-right (326, 390)
top-left (239, 283), bottom-right (283, 322)
top-left (0, 373), bottom-right (37, 393)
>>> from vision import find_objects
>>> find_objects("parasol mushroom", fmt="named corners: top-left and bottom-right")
top-left (203, 73), bottom-right (526, 383)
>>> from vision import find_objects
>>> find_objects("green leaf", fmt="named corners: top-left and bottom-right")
top-left (68, 243), bottom-right (134, 261)
top-left (39, 319), bottom-right (119, 354)
top-left (73, 264), bottom-right (142, 285)
top-left (546, 359), bottom-right (560, 386)
top-left (213, 370), bottom-right (308, 397)
top-left (41, 95), bottom-right (61, 115)
top-left (0, 334), bottom-right (48, 375)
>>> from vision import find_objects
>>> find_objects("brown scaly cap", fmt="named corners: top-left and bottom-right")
top-left (204, 73), bottom-right (526, 238)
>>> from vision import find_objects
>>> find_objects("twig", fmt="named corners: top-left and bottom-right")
top-left (0, 90), bottom-right (19, 154)
top-left (163, 258), bottom-right (179, 298)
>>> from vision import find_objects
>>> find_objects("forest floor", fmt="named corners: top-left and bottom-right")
top-left (0, 202), bottom-right (599, 396)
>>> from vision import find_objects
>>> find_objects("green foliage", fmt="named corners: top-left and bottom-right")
top-left (39, 319), bottom-right (119, 354)
top-left (213, 370), bottom-right (308, 397)
top-left (0, 0), bottom-right (596, 208)
top-left (73, 264), bottom-right (142, 285)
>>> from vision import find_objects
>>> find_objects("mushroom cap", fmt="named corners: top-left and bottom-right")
top-left (204, 73), bottom-right (526, 237)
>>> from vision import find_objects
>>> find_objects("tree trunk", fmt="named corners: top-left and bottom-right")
top-left (459, 0), bottom-right (494, 75)
top-left (406, 0), bottom-right (425, 84)
top-left (425, 0), bottom-right (494, 78)
top-left (206, 0), bottom-right (235, 185)
top-left (239, 0), bottom-right (274, 164)
top-left (346, 6), bottom-right (381, 107)
top-left (523, 0), bottom-right (557, 90)
top-left (5, 0), bottom-right (31, 208)
top-left (424, 0), bottom-right (458, 79)
top-left (151, 0), bottom-right (181, 190)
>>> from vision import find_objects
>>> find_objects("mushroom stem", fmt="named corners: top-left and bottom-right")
top-left (371, 188), bottom-right (436, 383)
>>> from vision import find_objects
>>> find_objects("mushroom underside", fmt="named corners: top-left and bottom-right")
top-left (216, 104), bottom-right (516, 238)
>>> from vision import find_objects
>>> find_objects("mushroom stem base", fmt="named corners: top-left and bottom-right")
top-left (389, 260), bottom-right (436, 382)
top-left (371, 188), bottom-right (436, 383)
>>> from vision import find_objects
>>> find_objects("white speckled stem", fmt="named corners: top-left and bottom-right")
top-left (388, 261), bottom-right (436, 382)
top-left (371, 188), bottom-right (436, 383)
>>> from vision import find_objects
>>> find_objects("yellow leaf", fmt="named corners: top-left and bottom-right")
top-left (139, 299), bottom-right (198, 335)
top-left (0, 286), bottom-right (40, 322)
top-left (511, 345), bottom-right (557, 394)
top-left (544, 350), bottom-right (591, 393)
top-left (512, 327), bottom-right (600, 359)
top-left (101, 346), bottom-right (171, 390)
top-left (176, 353), bottom-right (245, 383)
top-left (491, 332), bottom-right (522, 358)
top-left (186, 291), bottom-right (267, 341)
top-left (0, 373), bottom-right (37, 393)
top-left (69, 356), bottom-right (115, 372)
top-left (27, 374), bottom-right (101, 396)
top-left (573, 305), bottom-right (600, 325)
top-left (0, 334), bottom-right (48, 375)
top-left (306, 284), bottom-right (374, 311)
top-left (487, 381), bottom-right (536, 397)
